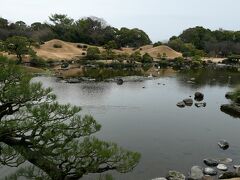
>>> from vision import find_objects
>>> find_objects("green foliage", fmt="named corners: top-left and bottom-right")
top-left (104, 40), bottom-right (118, 50)
top-left (116, 28), bottom-right (151, 47)
top-left (101, 49), bottom-right (116, 60)
top-left (30, 56), bottom-right (47, 67)
top-left (4, 36), bottom-right (34, 63)
top-left (0, 60), bottom-right (141, 179)
top-left (86, 47), bottom-right (101, 60)
top-left (170, 26), bottom-right (240, 57)
top-left (153, 41), bottom-right (162, 47)
top-left (142, 53), bottom-right (153, 63)
top-left (130, 51), bottom-right (142, 62)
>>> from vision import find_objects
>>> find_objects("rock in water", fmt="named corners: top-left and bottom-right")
top-left (166, 170), bottom-right (185, 180)
top-left (195, 102), bottom-right (207, 108)
top-left (177, 101), bottom-right (185, 108)
top-left (217, 164), bottom-right (228, 171)
top-left (194, 92), bottom-right (204, 101)
top-left (116, 78), bottom-right (123, 85)
top-left (203, 167), bottom-right (217, 176)
top-left (183, 98), bottom-right (193, 106)
top-left (219, 172), bottom-right (240, 179)
top-left (218, 140), bottom-right (229, 150)
top-left (190, 166), bottom-right (204, 180)
top-left (218, 158), bottom-right (233, 164)
top-left (203, 159), bottom-right (218, 167)
top-left (220, 104), bottom-right (240, 118)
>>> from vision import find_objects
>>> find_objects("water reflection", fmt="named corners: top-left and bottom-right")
top-left (19, 70), bottom-right (240, 180)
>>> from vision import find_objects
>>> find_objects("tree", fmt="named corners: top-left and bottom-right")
top-left (142, 53), bottom-right (153, 63)
top-left (4, 36), bottom-right (34, 63)
top-left (86, 47), bottom-right (101, 60)
top-left (0, 58), bottom-right (140, 179)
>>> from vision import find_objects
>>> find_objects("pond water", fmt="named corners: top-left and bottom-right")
top-left (11, 69), bottom-right (240, 179)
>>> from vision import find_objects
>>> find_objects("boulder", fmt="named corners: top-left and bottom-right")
top-left (195, 102), bottom-right (206, 108)
top-left (189, 166), bottom-right (204, 180)
top-left (166, 170), bottom-right (185, 180)
top-left (116, 78), bottom-right (124, 85)
top-left (177, 102), bottom-right (185, 108)
top-left (152, 178), bottom-right (167, 180)
top-left (217, 164), bottom-right (228, 171)
top-left (203, 167), bottom-right (217, 176)
top-left (218, 140), bottom-right (229, 150)
top-left (194, 92), bottom-right (204, 101)
top-left (219, 172), bottom-right (240, 179)
top-left (203, 159), bottom-right (218, 167)
top-left (220, 104), bottom-right (240, 118)
top-left (183, 98), bottom-right (193, 106)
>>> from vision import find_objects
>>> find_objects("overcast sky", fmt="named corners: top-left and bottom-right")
top-left (0, 0), bottom-right (239, 42)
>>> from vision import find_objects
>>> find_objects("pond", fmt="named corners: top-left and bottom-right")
top-left (5, 69), bottom-right (240, 180)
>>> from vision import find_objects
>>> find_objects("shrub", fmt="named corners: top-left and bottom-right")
top-left (53, 44), bottom-right (62, 48)
top-left (30, 57), bottom-right (47, 67)
top-left (86, 47), bottom-right (100, 60)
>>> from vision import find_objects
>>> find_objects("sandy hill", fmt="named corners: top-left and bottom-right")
top-left (139, 45), bottom-right (182, 59)
top-left (33, 39), bottom-right (182, 61)
top-left (35, 39), bottom-right (86, 61)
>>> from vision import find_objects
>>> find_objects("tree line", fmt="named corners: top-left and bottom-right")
top-left (0, 14), bottom-right (151, 48)
top-left (167, 26), bottom-right (240, 57)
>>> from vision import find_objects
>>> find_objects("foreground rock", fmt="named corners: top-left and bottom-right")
top-left (189, 166), bottom-right (204, 180)
top-left (203, 159), bottom-right (218, 167)
top-left (219, 172), bottom-right (240, 179)
top-left (183, 98), bottom-right (193, 106)
top-left (152, 178), bottom-right (167, 180)
top-left (194, 92), bottom-right (204, 101)
top-left (166, 170), bottom-right (185, 180)
top-left (177, 102), bottom-right (185, 108)
top-left (217, 164), bottom-right (228, 171)
top-left (220, 104), bottom-right (240, 118)
top-left (203, 167), bottom-right (217, 176)
top-left (218, 140), bottom-right (229, 150)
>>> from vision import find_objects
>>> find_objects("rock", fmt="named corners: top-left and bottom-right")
top-left (218, 140), bottom-right (229, 150)
top-left (177, 101), bottom-right (185, 108)
top-left (189, 166), bottom-right (204, 180)
top-left (116, 78), bottom-right (124, 85)
top-left (219, 172), bottom-right (240, 179)
top-left (203, 167), bottom-right (217, 176)
top-left (225, 92), bottom-right (234, 99)
top-left (218, 158), bottom-right (233, 164)
top-left (195, 102), bottom-right (206, 108)
top-left (217, 164), bottom-right (228, 171)
top-left (166, 170), bottom-right (185, 180)
top-left (183, 98), bottom-right (193, 106)
top-left (152, 178), bottom-right (167, 180)
top-left (203, 159), bottom-right (219, 167)
top-left (234, 165), bottom-right (240, 169)
top-left (190, 78), bottom-right (196, 81)
top-left (194, 92), bottom-right (204, 101)
top-left (142, 86), bottom-right (146, 88)
top-left (220, 104), bottom-right (240, 118)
